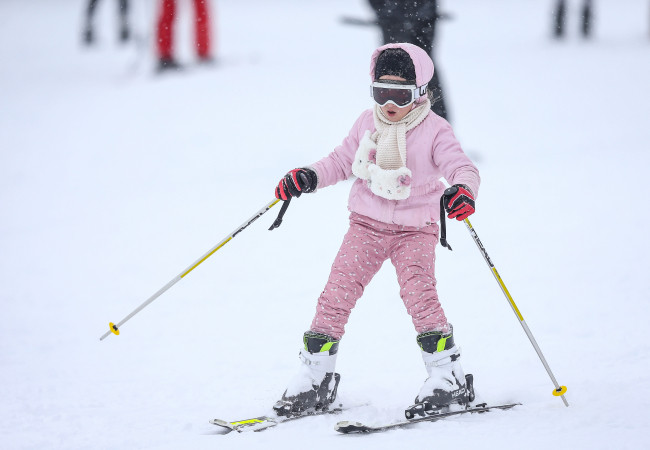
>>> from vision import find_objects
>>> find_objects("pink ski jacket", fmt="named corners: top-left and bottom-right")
top-left (310, 43), bottom-right (480, 228)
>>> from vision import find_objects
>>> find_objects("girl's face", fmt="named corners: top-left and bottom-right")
top-left (378, 75), bottom-right (414, 122)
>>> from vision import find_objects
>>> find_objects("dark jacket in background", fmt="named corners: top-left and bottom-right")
top-left (368, 0), bottom-right (448, 120)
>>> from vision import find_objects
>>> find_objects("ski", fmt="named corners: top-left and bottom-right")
top-left (211, 406), bottom-right (346, 433)
top-left (335, 403), bottom-right (520, 434)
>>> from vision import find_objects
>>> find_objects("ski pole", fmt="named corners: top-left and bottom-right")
top-left (462, 217), bottom-right (569, 406)
top-left (99, 198), bottom-right (283, 341)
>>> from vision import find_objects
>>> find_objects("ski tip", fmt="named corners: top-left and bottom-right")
top-left (335, 421), bottom-right (370, 434)
top-left (209, 418), bottom-right (234, 429)
top-left (209, 418), bottom-right (236, 434)
top-left (210, 417), bottom-right (279, 433)
top-left (336, 420), bottom-right (364, 427)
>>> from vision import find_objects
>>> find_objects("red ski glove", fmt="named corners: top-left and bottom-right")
top-left (442, 184), bottom-right (475, 220)
top-left (275, 168), bottom-right (317, 201)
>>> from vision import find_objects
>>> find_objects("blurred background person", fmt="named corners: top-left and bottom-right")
top-left (368, 0), bottom-right (449, 121)
top-left (83, 0), bottom-right (130, 45)
top-left (553, 0), bottom-right (594, 38)
top-left (157, 0), bottom-right (214, 72)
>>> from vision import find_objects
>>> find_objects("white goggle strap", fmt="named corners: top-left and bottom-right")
top-left (416, 84), bottom-right (427, 99)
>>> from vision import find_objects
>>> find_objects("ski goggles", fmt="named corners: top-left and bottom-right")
top-left (370, 81), bottom-right (427, 107)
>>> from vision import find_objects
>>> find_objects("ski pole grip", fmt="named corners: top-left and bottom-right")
top-left (444, 186), bottom-right (458, 197)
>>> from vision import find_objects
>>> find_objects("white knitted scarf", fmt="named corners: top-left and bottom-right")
top-left (350, 99), bottom-right (431, 200)
top-left (373, 99), bottom-right (431, 170)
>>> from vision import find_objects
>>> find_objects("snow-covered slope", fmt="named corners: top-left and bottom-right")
top-left (1, 0), bottom-right (649, 448)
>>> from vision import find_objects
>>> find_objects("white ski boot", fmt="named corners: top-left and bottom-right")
top-left (273, 331), bottom-right (341, 417)
top-left (405, 328), bottom-right (475, 419)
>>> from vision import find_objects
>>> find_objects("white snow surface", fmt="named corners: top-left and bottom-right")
top-left (2, 0), bottom-right (650, 448)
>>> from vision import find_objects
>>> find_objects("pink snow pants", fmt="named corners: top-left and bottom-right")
top-left (310, 213), bottom-right (450, 340)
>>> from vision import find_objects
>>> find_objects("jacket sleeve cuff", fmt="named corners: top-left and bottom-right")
top-left (304, 166), bottom-right (320, 191)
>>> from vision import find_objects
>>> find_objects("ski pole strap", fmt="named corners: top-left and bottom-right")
top-left (439, 194), bottom-right (452, 251)
top-left (269, 197), bottom-right (291, 230)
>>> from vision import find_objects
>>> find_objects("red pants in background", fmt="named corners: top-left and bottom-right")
top-left (157, 0), bottom-right (212, 59)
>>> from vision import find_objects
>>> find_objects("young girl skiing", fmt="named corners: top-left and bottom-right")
top-left (272, 43), bottom-right (480, 419)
